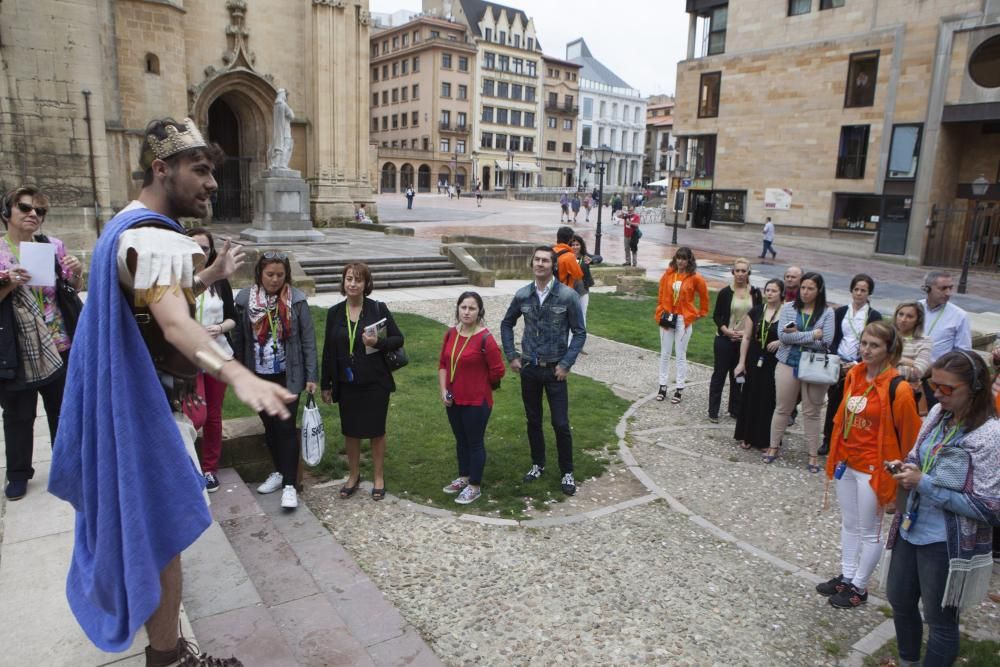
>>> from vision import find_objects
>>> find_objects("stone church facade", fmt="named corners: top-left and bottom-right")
top-left (0, 0), bottom-right (375, 249)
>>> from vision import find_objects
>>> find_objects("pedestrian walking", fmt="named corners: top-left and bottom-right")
top-left (475, 184), bottom-right (483, 207)
top-left (708, 258), bottom-right (762, 423)
top-left (571, 193), bottom-right (581, 223)
top-left (437, 179), bottom-right (443, 194)
top-left (583, 193), bottom-right (592, 222)
top-left (623, 206), bottom-right (641, 266)
top-left (500, 246), bottom-right (586, 496)
top-left (559, 192), bottom-right (570, 222)
top-left (760, 217), bottom-right (778, 260)
top-left (654, 247), bottom-right (709, 404)
top-left (405, 185), bottom-right (415, 209)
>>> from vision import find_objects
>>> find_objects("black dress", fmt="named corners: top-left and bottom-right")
top-left (734, 304), bottom-right (780, 449)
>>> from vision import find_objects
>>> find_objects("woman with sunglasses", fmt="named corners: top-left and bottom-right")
top-left (321, 262), bottom-right (404, 501)
top-left (766, 271), bottom-right (835, 470)
top-left (733, 278), bottom-right (784, 450)
top-left (185, 228), bottom-right (236, 493)
top-left (817, 321), bottom-right (920, 609)
top-left (232, 251), bottom-right (317, 510)
top-left (0, 185), bottom-right (83, 500)
top-left (884, 350), bottom-right (1000, 666)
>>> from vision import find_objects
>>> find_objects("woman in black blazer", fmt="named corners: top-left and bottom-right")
top-left (708, 258), bottom-right (762, 422)
top-left (820, 273), bottom-right (881, 454)
top-left (321, 262), bottom-right (404, 501)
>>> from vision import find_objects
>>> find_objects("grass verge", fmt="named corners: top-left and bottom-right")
top-left (224, 308), bottom-right (629, 518)
top-left (862, 635), bottom-right (1000, 666)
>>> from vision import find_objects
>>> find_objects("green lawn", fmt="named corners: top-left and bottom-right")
top-left (586, 285), bottom-right (719, 366)
top-left (863, 635), bottom-right (1000, 666)
top-left (224, 308), bottom-right (629, 518)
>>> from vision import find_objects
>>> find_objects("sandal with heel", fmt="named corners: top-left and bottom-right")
top-left (339, 478), bottom-right (361, 499)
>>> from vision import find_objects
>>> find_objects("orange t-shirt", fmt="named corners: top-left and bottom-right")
top-left (840, 390), bottom-right (881, 474)
top-left (553, 242), bottom-right (583, 288)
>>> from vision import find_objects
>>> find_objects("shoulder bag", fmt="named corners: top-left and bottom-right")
top-left (796, 346), bottom-right (840, 385)
top-left (377, 301), bottom-right (408, 371)
top-left (36, 235), bottom-right (84, 339)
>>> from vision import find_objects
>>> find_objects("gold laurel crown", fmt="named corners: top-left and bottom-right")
top-left (141, 118), bottom-right (208, 168)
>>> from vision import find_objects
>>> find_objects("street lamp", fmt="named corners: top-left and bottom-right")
top-left (591, 144), bottom-right (613, 256)
top-left (958, 174), bottom-right (990, 294)
top-left (506, 148), bottom-right (514, 193)
top-left (671, 163), bottom-right (690, 245)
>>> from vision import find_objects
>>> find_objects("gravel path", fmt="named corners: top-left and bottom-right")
top-left (305, 296), bottom-right (1000, 665)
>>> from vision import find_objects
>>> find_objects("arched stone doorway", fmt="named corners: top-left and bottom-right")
top-left (380, 162), bottom-right (397, 193)
top-left (417, 164), bottom-right (431, 192)
top-left (438, 166), bottom-right (451, 188)
top-left (482, 165), bottom-right (491, 191)
top-left (400, 163), bottom-right (415, 189)
top-left (208, 98), bottom-right (250, 222)
top-left (456, 166), bottom-right (467, 188)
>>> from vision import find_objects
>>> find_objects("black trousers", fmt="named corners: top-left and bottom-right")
top-left (257, 373), bottom-right (300, 485)
top-left (823, 376), bottom-right (846, 447)
top-left (1, 367), bottom-right (67, 482)
top-left (708, 336), bottom-right (742, 419)
top-left (520, 364), bottom-right (573, 475)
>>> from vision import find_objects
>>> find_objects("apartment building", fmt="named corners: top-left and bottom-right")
top-left (674, 0), bottom-right (1000, 267)
top-left (541, 55), bottom-right (582, 188)
top-left (644, 98), bottom-right (675, 186)
top-left (567, 38), bottom-right (646, 189)
top-left (425, 0), bottom-right (545, 190)
top-left (371, 15), bottom-right (476, 192)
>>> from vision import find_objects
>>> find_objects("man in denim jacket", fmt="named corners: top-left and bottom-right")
top-left (501, 246), bottom-right (586, 495)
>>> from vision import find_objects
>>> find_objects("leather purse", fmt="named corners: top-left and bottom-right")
top-left (384, 346), bottom-right (408, 371)
top-left (796, 348), bottom-right (841, 385)
top-left (659, 312), bottom-right (677, 329)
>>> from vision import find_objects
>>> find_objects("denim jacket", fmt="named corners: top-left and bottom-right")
top-left (500, 279), bottom-right (586, 369)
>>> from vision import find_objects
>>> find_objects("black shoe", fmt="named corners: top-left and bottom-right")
top-left (561, 472), bottom-right (576, 496)
top-left (817, 442), bottom-right (830, 456)
top-left (4, 479), bottom-right (26, 501)
top-left (829, 583), bottom-right (868, 608)
top-left (670, 389), bottom-right (683, 404)
top-left (655, 385), bottom-right (667, 401)
top-left (204, 472), bottom-right (220, 493)
top-left (523, 464), bottom-right (544, 482)
top-left (816, 574), bottom-right (847, 597)
top-left (708, 414), bottom-right (719, 424)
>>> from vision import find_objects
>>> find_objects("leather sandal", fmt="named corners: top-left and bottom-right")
top-left (339, 478), bottom-right (361, 499)
top-left (762, 448), bottom-right (779, 464)
top-left (371, 487), bottom-right (386, 501)
top-left (655, 385), bottom-right (667, 401)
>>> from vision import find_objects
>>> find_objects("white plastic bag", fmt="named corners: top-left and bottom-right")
top-left (301, 392), bottom-right (325, 467)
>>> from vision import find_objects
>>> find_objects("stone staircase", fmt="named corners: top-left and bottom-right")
top-left (300, 256), bottom-right (467, 292)
top-left (182, 468), bottom-right (441, 666)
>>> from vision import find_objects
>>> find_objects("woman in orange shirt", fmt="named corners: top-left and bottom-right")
top-left (654, 247), bottom-right (709, 403)
top-left (817, 321), bottom-right (921, 609)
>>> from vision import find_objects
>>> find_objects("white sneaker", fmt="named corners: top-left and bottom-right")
top-left (257, 472), bottom-right (283, 494)
top-left (280, 485), bottom-right (298, 509)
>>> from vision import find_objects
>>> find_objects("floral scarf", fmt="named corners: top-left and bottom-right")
top-left (247, 283), bottom-right (291, 347)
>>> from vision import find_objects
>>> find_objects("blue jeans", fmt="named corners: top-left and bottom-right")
top-left (887, 538), bottom-right (960, 666)
top-left (446, 402), bottom-right (491, 485)
top-left (520, 364), bottom-right (573, 474)
top-left (760, 240), bottom-right (776, 258)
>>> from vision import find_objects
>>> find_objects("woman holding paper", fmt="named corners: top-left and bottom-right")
top-left (231, 251), bottom-right (317, 510)
top-left (321, 262), bottom-right (404, 501)
top-left (0, 185), bottom-right (83, 500)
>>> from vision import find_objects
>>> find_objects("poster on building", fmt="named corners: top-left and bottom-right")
top-left (764, 188), bottom-right (793, 210)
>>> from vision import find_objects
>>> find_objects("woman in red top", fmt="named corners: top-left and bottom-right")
top-left (654, 247), bottom-right (709, 403)
top-left (438, 291), bottom-right (506, 505)
top-left (818, 321), bottom-right (921, 609)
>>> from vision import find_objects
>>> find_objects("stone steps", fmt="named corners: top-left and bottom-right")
top-left (300, 255), bottom-right (467, 292)
top-left (181, 468), bottom-right (441, 667)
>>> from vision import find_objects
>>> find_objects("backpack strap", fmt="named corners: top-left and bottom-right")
top-left (888, 375), bottom-right (904, 445)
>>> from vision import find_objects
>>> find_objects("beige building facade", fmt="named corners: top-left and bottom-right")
top-left (0, 0), bottom-right (374, 248)
top-left (541, 56), bottom-right (581, 188)
top-left (675, 0), bottom-right (1000, 266)
top-left (371, 15), bottom-right (476, 193)
top-left (644, 100), bottom-right (675, 185)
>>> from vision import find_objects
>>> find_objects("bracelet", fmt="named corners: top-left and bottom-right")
top-left (194, 341), bottom-right (235, 378)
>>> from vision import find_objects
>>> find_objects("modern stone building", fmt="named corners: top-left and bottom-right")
top-left (540, 55), bottom-right (582, 188)
top-left (567, 38), bottom-right (646, 189)
top-left (644, 98), bottom-right (675, 186)
top-left (423, 0), bottom-right (544, 191)
top-left (0, 0), bottom-right (374, 248)
top-left (675, 0), bottom-right (1000, 267)
top-left (370, 14), bottom-right (476, 193)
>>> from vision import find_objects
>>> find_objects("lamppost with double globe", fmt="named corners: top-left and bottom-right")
top-left (590, 144), bottom-right (612, 256)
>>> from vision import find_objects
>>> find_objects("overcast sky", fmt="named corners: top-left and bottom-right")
top-left (369, 0), bottom-right (690, 96)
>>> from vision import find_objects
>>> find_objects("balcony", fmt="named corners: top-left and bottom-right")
top-left (439, 122), bottom-right (470, 134)
top-left (544, 102), bottom-right (579, 115)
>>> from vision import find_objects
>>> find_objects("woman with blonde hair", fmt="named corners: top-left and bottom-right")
top-left (893, 301), bottom-right (932, 415)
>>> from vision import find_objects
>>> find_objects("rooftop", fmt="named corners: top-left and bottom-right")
top-left (565, 37), bottom-right (638, 95)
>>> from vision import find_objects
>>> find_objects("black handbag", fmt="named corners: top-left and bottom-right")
top-left (384, 346), bottom-right (408, 371)
top-left (36, 234), bottom-right (84, 339)
top-left (659, 312), bottom-right (677, 329)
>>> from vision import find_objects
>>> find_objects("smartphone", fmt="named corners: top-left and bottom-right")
top-left (783, 322), bottom-right (796, 330)
top-left (884, 461), bottom-right (903, 474)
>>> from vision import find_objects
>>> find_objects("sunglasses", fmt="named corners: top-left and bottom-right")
top-left (927, 380), bottom-right (965, 396)
top-left (262, 251), bottom-right (287, 260)
top-left (16, 202), bottom-right (47, 217)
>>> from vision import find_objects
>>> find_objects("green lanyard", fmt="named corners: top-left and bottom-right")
top-left (449, 329), bottom-right (475, 383)
top-left (798, 309), bottom-right (813, 329)
top-left (841, 366), bottom-right (889, 440)
top-left (846, 305), bottom-right (866, 341)
top-left (925, 305), bottom-right (946, 336)
top-left (345, 305), bottom-right (360, 354)
top-left (759, 307), bottom-right (778, 349)
top-left (265, 306), bottom-right (280, 350)
top-left (4, 235), bottom-right (45, 316)
top-left (921, 419), bottom-right (962, 473)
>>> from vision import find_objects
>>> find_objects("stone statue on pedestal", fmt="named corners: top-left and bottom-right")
top-left (270, 89), bottom-right (294, 170)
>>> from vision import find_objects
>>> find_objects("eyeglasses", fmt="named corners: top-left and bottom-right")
top-left (16, 202), bottom-right (47, 217)
top-left (927, 380), bottom-right (965, 396)
top-left (262, 251), bottom-right (287, 260)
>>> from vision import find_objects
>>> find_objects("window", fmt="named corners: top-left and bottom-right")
top-left (498, 82), bottom-right (509, 98)
top-left (401, 87), bottom-right (408, 101)
top-left (524, 137), bottom-right (533, 152)
top-left (525, 86), bottom-right (536, 102)
top-left (788, 0), bottom-right (811, 15)
top-left (458, 56), bottom-right (469, 72)
top-left (547, 117), bottom-right (557, 129)
top-left (457, 112), bottom-right (467, 128)
top-left (597, 127), bottom-right (604, 145)
top-left (422, 137), bottom-right (429, 150)
top-left (372, 93), bottom-right (378, 107)
top-left (402, 34), bottom-right (409, 47)
top-left (392, 62), bottom-right (398, 77)
top-left (457, 139), bottom-right (466, 153)
top-left (582, 98), bottom-right (593, 119)
top-left (610, 129), bottom-right (617, 149)
top-left (412, 84), bottom-right (419, 99)
top-left (390, 88), bottom-right (399, 103)
top-left (382, 40), bottom-right (388, 54)
top-left (612, 103), bottom-right (618, 120)
top-left (565, 95), bottom-right (574, 109)
top-left (548, 92), bottom-right (558, 107)
top-left (832, 194), bottom-right (881, 230)
top-left (372, 67), bottom-right (378, 82)
top-left (401, 59), bottom-right (408, 74)
top-left (836, 125), bottom-right (870, 179)
top-left (562, 142), bottom-right (572, 153)
top-left (413, 30), bottom-right (420, 43)
top-left (820, 0), bottom-right (844, 8)
top-left (441, 82), bottom-right (451, 97)
top-left (499, 31), bottom-right (506, 45)
top-left (845, 51), bottom-right (878, 107)
top-left (484, 52), bottom-right (495, 69)
top-left (392, 114), bottom-right (398, 129)
top-left (413, 56), bottom-right (420, 72)
top-left (372, 118), bottom-right (379, 132)
top-left (442, 53), bottom-right (452, 69)
top-left (483, 79), bottom-right (495, 96)
top-left (546, 140), bottom-right (557, 151)
top-left (969, 36), bottom-right (1000, 88)
top-left (382, 91), bottom-right (388, 105)
top-left (401, 139), bottom-right (407, 148)
top-left (513, 34), bottom-right (520, 49)
top-left (382, 65), bottom-right (388, 79)
top-left (372, 45), bottom-right (379, 58)
top-left (698, 72), bottom-right (721, 117)
top-left (524, 112), bottom-right (535, 128)
top-left (599, 101), bottom-right (607, 118)
top-left (497, 108), bottom-right (508, 124)
top-left (511, 84), bottom-right (522, 100)
top-left (563, 119), bottom-right (573, 130)
top-left (582, 125), bottom-right (592, 146)
top-left (440, 110), bottom-right (451, 126)
top-left (712, 191), bottom-right (746, 222)
top-left (527, 37), bottom-right (534, 51)
top-left (495, 134), bottom-right (507, 150)
top-left (510, 136), bottom-right (521, 151)
top-left (526, 61), bottom-right (536, 77)
top-left (498, 55), bottom-right (509, 71)
top-left (624, 105), bottom-right (630, 121)
top-left (458, 84), bottom-right (468, 100)
top-left (482, 106), bottom-right (494, 122)
top-left (481, 132), bottom-right (493, 148)
top-left (886, 124), bottom-right (922, 180)
top-left (632, 134), bottom-right (640, 153)
top-left (634, 108), bottom-right (640, 123)
top-left (430, 30), bottom-right (440, 38)
top-left (401, 113), bottom-right (408, 127)
top-left (392, 36), bottom-right (399, 49)
top-left (512, 58), bottom-right (523, 75)
top-left (511, 110), bottom-right (522, 126)
top-left (484, 28), bottom-right (493, 42)
top-left (708, 5), bottom-right (727, 56)
top-left (412, 111), bottom-right (419, 126)
top-left (440, 138), bottom-right (450, 152)
top-left (690, 134), bottom-right (716, 178)
top-left (391, 140), bottom-right (398, 148)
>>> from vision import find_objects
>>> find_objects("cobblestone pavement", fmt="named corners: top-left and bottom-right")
top-left (304, 296), bottom-right (1000, 666)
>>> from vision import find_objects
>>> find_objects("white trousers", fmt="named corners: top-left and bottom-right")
top-left (658, 317), bottom-right (692, 387)
top-left (836, 467), bottom-right (882, 590)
